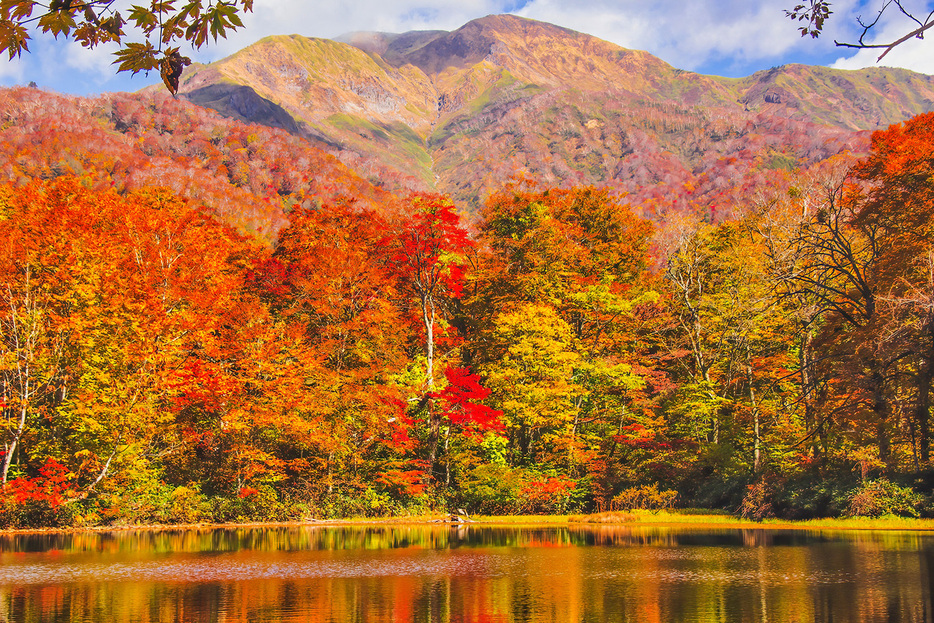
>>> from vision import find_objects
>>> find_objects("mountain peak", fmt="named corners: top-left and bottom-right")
top-left (387, 14), bottom-right (608, 77)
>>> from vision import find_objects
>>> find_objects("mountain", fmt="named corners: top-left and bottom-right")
top-left (168, 14), bottom-right (934, 213)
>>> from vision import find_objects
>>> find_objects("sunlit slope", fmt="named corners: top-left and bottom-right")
top-left (172, 14), bottom-right (934, 209)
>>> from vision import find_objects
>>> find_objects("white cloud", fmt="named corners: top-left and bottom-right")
top-left (62, 40), bottom-right (122, 83)
top-left (2, 0), bottom-right (933, 94)
top-left (831, 3), bottom-right (934, 75)
top-left (201, 0), bottom-right (517, 60)
top-left (185, 0), bottom-right (866, 77)
top-left (513, 0), bottom-right (861, 72)
top-left (833, 39), bottom-right (934, 75)
top-left (0, 54), bottom-right (25, 82)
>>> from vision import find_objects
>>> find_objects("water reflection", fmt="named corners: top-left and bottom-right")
top-left (1, 524), bottom-right (932, 622)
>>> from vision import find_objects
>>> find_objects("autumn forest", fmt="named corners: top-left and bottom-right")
top-left (2, 76), bottom-right (934, 529)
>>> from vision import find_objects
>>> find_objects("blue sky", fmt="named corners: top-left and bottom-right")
top-left (2, 0), bottom-right (932, 95)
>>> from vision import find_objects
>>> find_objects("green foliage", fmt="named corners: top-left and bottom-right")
top-left (314, 485), bottom-right (433, 520)
top-left (212, 485), bottom-right (289, 523)
top-left (847, 479), bottom-right (923, 518)
top-left (454, 461), bottom-right (580, 515)
top-left (775, 477), bottom-right (855, 520)
top-left (95, 473), bottom-right (217, 525)
top-left (688, 476), bottom-right (750, 512)
top-left (457, 463), bottom-right (529, 515)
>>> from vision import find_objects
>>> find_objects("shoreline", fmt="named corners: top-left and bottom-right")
top-left (4, 511), bottom-right (934, 536)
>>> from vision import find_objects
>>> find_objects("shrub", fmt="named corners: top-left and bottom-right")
top-left (611, 483), bottom-right (678, 512)
top-left (773, 476), bottom-right (854, 519)
top-left (212, 484), bottom-right (288, 523)
top-left (688, 476), bottom-right (748, 511)
top-left (165, 485), bottom-right (211, 524)
top-left (739, 480), bottom-right (775, 521)
top-left (457, 463), bottom-right (527, 515)
top-left (847, 479), bottom-right (923, 518)
top-left (520, 475), bottom-right (577, 514)
top-left (0, 458), bottom-right (76, 528)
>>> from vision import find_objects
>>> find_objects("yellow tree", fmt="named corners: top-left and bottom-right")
top-left (483, 303), bottom-right (583, 466)
top-left (662, 214), bottom-right (798, 474)
top-left (473, 186), bottom-right (654, 479)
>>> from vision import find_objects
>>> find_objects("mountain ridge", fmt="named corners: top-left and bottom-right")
top-left (166, 14), bottom-right (934, 211)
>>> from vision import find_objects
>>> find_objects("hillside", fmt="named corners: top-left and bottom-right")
top-left (0, 87), bottom-right (391, 241)
top-left (169, 14), bottom-right (934, 213)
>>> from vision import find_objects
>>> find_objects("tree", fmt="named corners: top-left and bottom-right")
top-left (267, 200), bottom-right (426, 509)
top-left (0, 251), bottom-right (66, 485)
top-left (482, 303), bottom-right (583, 466)
top-left (851, 112), bottom-right (934, 467)
top-left (473, 186), bottom-right (656, 481)
top-left (387, 194), bottom-right (471, 391)
top-left (383, 194), bottom-right (472, 476)
top-left (662, 214), bottom-right (800, 475)
top-left (787, 0), bottom-right (934, 62)
top-left (0, 0), bottom-right (254, 93)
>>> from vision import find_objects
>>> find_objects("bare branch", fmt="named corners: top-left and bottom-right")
top-left (791, 0), bottom-right (934, 62)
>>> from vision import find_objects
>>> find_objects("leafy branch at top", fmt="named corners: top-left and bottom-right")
top-left (0, 0), bottom-right (253, 93)
top-left (786, 0), bottom-right (934, 61)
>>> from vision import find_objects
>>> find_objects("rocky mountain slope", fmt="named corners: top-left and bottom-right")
top-left (170, 14), bottom-right (934, 213)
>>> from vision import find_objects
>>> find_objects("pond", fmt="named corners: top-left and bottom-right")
top-left (1, 524), bottom-right (932, 622)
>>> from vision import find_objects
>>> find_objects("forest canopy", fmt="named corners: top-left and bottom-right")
top-left (3, 89), bottom-right (934, 527)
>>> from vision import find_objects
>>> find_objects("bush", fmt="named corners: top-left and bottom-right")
top-left (456, 463), bottom-right (527, 515)
top-left (611, 484), bottom-right (678, 512)
top-left (772, 476), bottom-right (854, 519)
top-left (739, 480), bottom-right (774, 521)
top-left (847, 479), bottom-right (923, 518)
top-left (165, 485), bottom-right (212, 524)
top-left (688, 476), bottom-right (749, 511)
top-left (212, 484), bottom-right (288, 523)
top-left (0, 458), bottom-right (76, 528)
top-left (520, 475), bottom-right (577, 514)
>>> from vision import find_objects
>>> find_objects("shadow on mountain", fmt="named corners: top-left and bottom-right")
top-left (185, 84), bottom-right (301, 135)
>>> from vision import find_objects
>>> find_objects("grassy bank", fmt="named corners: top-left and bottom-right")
top-left (5, 510), bottom-right (934, 535)
top-left (562, 509), bottom-right (934, 531)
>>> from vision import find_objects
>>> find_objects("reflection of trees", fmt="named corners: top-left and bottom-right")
top-left (2, 526), bottom-right (933, 622)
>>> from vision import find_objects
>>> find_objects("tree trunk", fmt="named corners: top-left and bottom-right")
top-left (746, 349), bottom-right (761, 473)
top-left (799, 326), bottom-right (822, 461)
top-left (917, 356), bottom-right (932, 467)
top-left (870, 367), bottom-right (890, 462)
top-left (917, 321), bottom-right (934, 467)
top-left (2, 401), bottom-right (28, 485)
top-left (422, 294), bottom-right (436, 389)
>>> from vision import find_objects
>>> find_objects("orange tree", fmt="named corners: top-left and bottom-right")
top-left (267, 200), bottom-right (425, 515)
top-left (384, 193), bottom-right (473, 478)
top-left (0, 177), bottom-right (273, 525)
top-left (851, 112), bottom-right (934, 469)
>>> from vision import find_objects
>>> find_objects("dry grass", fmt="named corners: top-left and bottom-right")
top-left (567, 512), bottom-right (637, 523)
top-left (565, 510), bottom-right (934, 531)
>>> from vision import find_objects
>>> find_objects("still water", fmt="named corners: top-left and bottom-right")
top-left (1, 524), bottom-right (933, 622)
